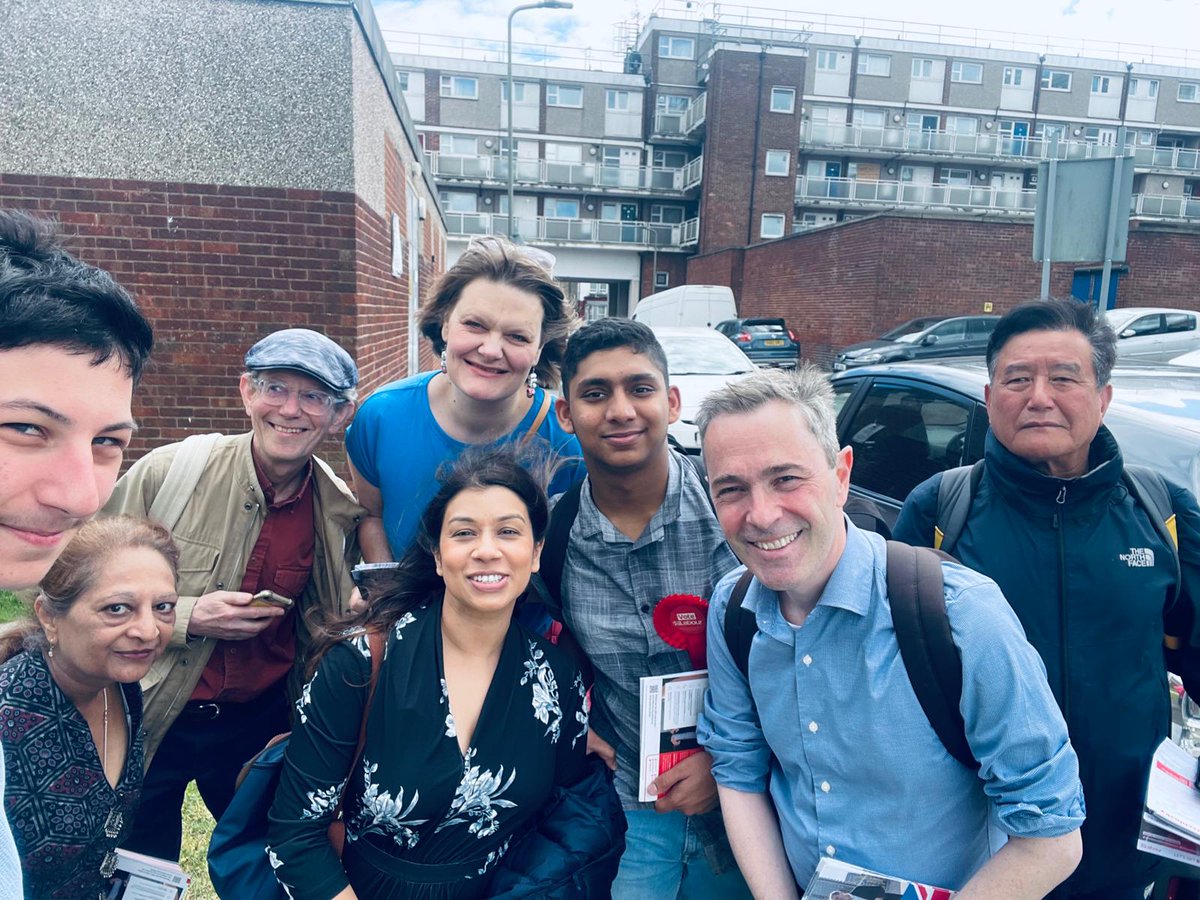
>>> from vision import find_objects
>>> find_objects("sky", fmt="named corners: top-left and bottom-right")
top-left (373, 0), bottom-right (1200, 71)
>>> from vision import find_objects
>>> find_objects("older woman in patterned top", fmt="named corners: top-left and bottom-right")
top-left (0, 516), bottom-right (178, 899)
top-left (266, 447), bottom-right (597, 900)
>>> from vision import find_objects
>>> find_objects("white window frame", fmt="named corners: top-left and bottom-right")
top-left (950, 61), bottom-right (983, 84)
top-left (658, 35), bottom-right (695, 59)
top-left (443, 135), bottom-right (478, 156)
top-left (396, 71), bottom-right (410, 91)
top-left (439, 75), bottom-right (478, 99)
top-left (760, 214), bottom-right (786, 239)
top-left (546, 84), bottom-right (583, 108)
top-left (1129, 77), bottom-right (1159, 99)
top-left (770, 87), bottom-right (796, 113)
top-left (656, 94), bottom-right (690, 113)
top-left (816, 50), bottom-right (839, 72)
top-left (1040, 70), bottom-right (1072, 92)
top-left (1091, 75), bottom-right (1112, 95)
top-left (852, 108), bottom-right (886, 128)
top-left (606, 90), bottom-right (631, 112)
top-left (545, 198), bottom-right (580, 219)
top-left (652, 149), bottom-right (686, 168)
top-left (501, 81), bottom-right (534, 103)
top-left (650, 204), bottom-right (684, 224)
top-left (1002, 67), bottom-right (1026, 87)
top-left (911, 58), bottom-right (936, 79)
top-left (654, 271), bottom-right (670, 289)
top-left (857, 53), bottom-right (891, 77)
top-left (946, 115), bottom-right (979, 135)
top-left (939, 167), bottom-right (973, 185)
top-left (764, 150), bottom-right (790, 176)
top-left (1180, 83), bottom-right (1200, 103)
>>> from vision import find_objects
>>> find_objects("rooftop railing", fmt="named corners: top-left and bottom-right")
top-left (427, 152), bottom-right (700, 193)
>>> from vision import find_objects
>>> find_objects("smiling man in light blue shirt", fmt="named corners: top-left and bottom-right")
top-left (694, 367), bottom-right (1084, 899)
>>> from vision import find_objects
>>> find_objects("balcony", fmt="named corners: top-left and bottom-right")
top-left (427, 152), bottom-right (700, 195)
top-left (683, 93), bottom-right (706, 135)
top-left (681, 156), bottom-right (703, 191)
top-left (1132, 145), bottom-right (1200, 174)
top-left (1132, 193), bottom-right (1200, 221)
top-left (681, 217), bottom-right (700, 246)
top-left (795, 176), bottom-right (1038, 213)
top-left (443, 212), bottom-right (693, 248)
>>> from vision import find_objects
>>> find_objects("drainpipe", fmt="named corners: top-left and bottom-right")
top-left (745, 48), bottom-right (767, 244)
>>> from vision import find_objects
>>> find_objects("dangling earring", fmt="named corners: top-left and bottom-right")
top-left (440, 349), bottom-right (448, 374)
top-left (526, 368), bottom-right (538, 399)
top-left (47, 640), bottom-right (55, 659)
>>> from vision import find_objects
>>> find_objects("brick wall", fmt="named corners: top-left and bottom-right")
top-left (640, 251), bottom-right (689, 297)
top-left (0, 173), bottom-right (420, 476)
top-left (685, 213), bottom-right (1200, 366)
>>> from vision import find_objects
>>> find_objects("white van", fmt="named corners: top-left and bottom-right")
top-left (631, 285), bottom-right (737, 328)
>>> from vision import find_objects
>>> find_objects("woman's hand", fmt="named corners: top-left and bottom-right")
top-left (587, 730), bottom-right (617, 771)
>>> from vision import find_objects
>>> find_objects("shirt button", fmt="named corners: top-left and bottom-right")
top-left (640, 604), bottom-right (650, 614)
top-left (826, 844), bottom-right (836, 857)
top-left (808, 721), bottom-right (819, 733)
top-left (802, 654), bottom-right (813, 666)
top-left (821, 781), bottom-right (831, 793)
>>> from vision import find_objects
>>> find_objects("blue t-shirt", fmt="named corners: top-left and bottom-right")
top-left (346, 371), bottom-right (585, 555)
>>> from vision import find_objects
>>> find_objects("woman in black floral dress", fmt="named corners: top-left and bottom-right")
top-left (267, 448), bottom-right (595, 900)
top-left (0, 516), bottom-right (179, 899)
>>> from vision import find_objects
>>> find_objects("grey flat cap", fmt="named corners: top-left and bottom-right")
top-left (244, 328), bottom-right (357, 392)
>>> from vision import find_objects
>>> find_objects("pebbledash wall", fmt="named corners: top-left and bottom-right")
top-left (688, 212), bottom-right (1200, 366)
top-left (0, 0), bottom-right (446, 473)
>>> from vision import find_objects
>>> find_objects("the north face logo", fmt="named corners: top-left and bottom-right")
top-left (1119, 548), bottom-right (1156, 567)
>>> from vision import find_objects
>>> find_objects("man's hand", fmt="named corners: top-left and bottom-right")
top-left (587, 730), bottom-right (618, 771)
top-left (187, 590), bottom-right (286, 640)
top-left (649, 750), bottom-right (718, 816)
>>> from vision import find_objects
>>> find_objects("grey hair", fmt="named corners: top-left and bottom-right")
top-left (697, 365), bottom-right (840, 467)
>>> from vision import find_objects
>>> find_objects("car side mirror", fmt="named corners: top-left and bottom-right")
top-left (1120, 329), bottom-right (1135, 339)
top-left (922, 334), bottom-right (939, 346)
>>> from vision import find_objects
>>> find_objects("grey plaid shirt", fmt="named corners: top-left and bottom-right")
top-left (559, 454), bottom-right (738, 808)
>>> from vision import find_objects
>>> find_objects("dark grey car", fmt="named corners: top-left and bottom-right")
top-left (833, 315), bottom-right (1000, 371)
top-left (831, 358), bottom-right (1200, 526)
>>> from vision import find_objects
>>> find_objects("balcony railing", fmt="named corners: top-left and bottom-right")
top-left (1132, 145), bottom-right (1200, 174)
top-left (681, 156), bottom-right (704, 191)
top-left (795, 176), bottom-right (1038, 212)
top-left (428, 152), bottom-right (700, 193)
top-left (681, 217), bottom-right (700, 246)
top-left (683, 93), bottom-right (707, 134)
top-left (1132, 193), bottom-right (1200, 220)
top-left (443, 212), bottom-right (691, 247)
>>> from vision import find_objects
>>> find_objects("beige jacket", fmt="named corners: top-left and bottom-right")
top-left (103, 432), bottom-right (363, 763)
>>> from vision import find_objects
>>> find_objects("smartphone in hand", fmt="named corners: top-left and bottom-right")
top-left (250, 590), bottom-right (294, 609)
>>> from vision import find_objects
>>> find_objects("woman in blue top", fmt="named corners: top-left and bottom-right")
top-left (347, 236), bottom-right (584, 562)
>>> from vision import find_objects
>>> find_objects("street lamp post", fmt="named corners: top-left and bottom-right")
top-left (507, 0), bottom-right (573, 240)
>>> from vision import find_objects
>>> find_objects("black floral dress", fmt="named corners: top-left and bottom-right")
top-left (267, 597), bottom-right (590, 900)
top-left (0, 649), bottom-right (143, 900)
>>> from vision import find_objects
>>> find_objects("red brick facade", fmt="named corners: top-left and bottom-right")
top-left (1, 164), bottom-right (436, 474)
top-left (687, 213), bottom-right (1200, 365)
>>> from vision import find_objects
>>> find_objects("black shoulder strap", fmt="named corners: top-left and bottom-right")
top-left (1123, 465), bottom-right (1181, 597)
top-left (722, 571), bottom-right (757, 679)
top-left (886, 541), bottom-right (978, 771)
top-left (934, 461), bottom-right (984, 554)
top-left (537, 480), bottom-right (585, 618)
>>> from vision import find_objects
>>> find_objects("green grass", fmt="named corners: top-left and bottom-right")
top-left (0, 590), bottom-right (218, 896)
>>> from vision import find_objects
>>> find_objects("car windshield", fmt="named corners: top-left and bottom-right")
top-left (880, 318), bottom-right (941, 341)
top-left (659, 335), bottom-right (756, 375)
top-left (895, 331), bottom-right (925, 344)
top-left (745, 321), bottom-right (786, 334)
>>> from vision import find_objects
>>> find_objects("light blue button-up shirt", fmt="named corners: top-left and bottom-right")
top-left (697, 524), bottom-right (1084, 890)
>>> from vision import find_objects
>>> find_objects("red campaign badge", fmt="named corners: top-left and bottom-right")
top-left (653, 594), bottom-right (710, 669)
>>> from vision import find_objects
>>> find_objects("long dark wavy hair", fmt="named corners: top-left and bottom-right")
top-left (305, 445), bottom-right (550, 677)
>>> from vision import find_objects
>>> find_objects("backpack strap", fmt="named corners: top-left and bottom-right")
top-left (1123, 465), bottom-right (1183, 651)
top-left (933, 460), bottom-right (984, 554)
top-left (147, 432), bottom-right (222, 531)
top-left (722, 571), bottom-right (757, 679)
top-left (519, 391), bottom-right (553, 447)
top-left (885, 541), bottom-right (978, 771)
top-left (537, 480), bottom-right (585, 617)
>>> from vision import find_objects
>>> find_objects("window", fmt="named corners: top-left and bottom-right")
top-left (657, 94), bottom-right (690, 113)
top-left (852, 108), bottom-right (886, 128)
top-left (652, 149), bottom-right (687, 168)
top-left (439, 75), bottom-right (478, 99)
top-left (439, 192), bottom-right (477, 213)
top-left (816, 50), bottom-right (840, 71)
top-left (760, 214), bottom-right (785, 239)
top-left (1166, 313), bottom-right (1197, 334)
top-left (545, 198), bottom-right (580, 219)
top-left (770, 87), bottom-right (796, 113)
top-left (1036, 122), bottom-right (1066, 142)
top-left (939, 167), bottom-right (973, 185)
top-left (1180, 83), bottom-right (1200, 103)
top-left (1091, 75), bottom-right (1112, 95)
top-left (658, 35), bottom-right (695, 59)
top-left (650, 205), bottom-right (685, 224)
top-left (844, 382), bottom-right (974, 501)
top-left (501, 81), bottom-right (532, 102)
top-left (396, 71), bottom-right (410, 91)
top-left (1002, 67), bottom-right (1026, 87)
top-left (546, 84), bottom-right (583, 107)
top-left (857, 53), bottom-right (891, 77)
top-left (443, 135), bottom-right (478, 156)
top-left (1041, 70), bottom-right (1072, 91)
top-left (946, 116), bottom-right (979, 135)
top-left (950, 61), bottom-right (983, 84)
top-left (1129, 78), bottom-right (1159, 99)
top-left (606, 90), bottom-right (631, 111)
top-left (544, 143), bottom-right (583, 164)
top-left (911, 58), bottom-right (935, 79)
top-left (655, 272), bottom-right (670, 289)
top-left (765, 150), bottom-right (790, 176)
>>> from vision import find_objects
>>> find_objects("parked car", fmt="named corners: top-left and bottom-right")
top-left (1171, 348), bottom-right (1200, 368)
top-left (1106, 307), bottom-right (1200, 363)
top-left (830, 358), bottom-right (1200, 526)
top-left (832, 315), bottom-right (1000, 371)
top-left (836, 315), bottom-right (951, 359)
top-left (652, 326), bottom-right (757, 452)
top-left (714, 317), bottom-right (800, 368)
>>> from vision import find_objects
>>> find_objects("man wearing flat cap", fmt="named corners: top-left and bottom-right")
top-left (105, 328), bottom-right (364, 861)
